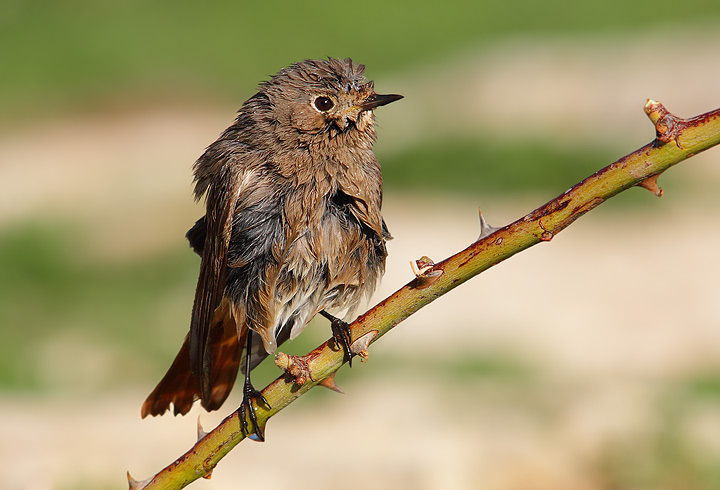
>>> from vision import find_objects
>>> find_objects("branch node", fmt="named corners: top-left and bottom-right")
top-left (410, 256), bottom-right (443, 289)
top-left (350, 330), bottom-right (378, 362)
top-left (657, 115), bottom-right (684, 148)
top-left (127, 471), bottom-right (150, 490)
top-left (410, 256), bottom-right (434, 276)
top-left (318, 372), bottom-right (344, 393)
top-left (638, 174), bottom-right (664, 197)
top-left (644, 99), bottom-right (665, 124)
top-left (644, 99), bottom-right (684, 148)
top-left (274, 352), bottom-right (314, 385)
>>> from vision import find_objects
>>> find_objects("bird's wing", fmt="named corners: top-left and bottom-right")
top-left (189, 163), bottom-right (243, 401)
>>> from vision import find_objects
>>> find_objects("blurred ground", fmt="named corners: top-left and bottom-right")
top-left (2, 15), bottom-right (720, 490)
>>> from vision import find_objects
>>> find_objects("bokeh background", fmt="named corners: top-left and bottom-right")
top-left (3, 1), bottom-right (720, 489)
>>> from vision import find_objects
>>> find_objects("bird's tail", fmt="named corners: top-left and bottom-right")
top-left (141, 313), bottom-right (244, 418)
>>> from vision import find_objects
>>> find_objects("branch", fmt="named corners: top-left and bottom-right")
top-left (130, 100), bottom-right (720, 489)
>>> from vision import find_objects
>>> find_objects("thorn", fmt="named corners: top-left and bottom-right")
top-left (350, 330), bottom-right (378, 362)
top-left (274, 352), bottom-right (313, 385)
top-left (127, 471), bottom-right (151, 490)
top-left (318, 372), bottom-right (344, 393)
top-left (197, 416), bottom-right (208, 442)
top-left (638, 174), bottom-right (664, 197)
top-left (202, 469), bottom-right (213, 480)
top-left (477, 208), bottom-right (500, 240)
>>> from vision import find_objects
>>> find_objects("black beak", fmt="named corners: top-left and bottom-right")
top-left (359, 93), bottom-right (403, 110)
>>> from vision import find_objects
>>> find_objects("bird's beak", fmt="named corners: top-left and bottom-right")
top-left (359, 93), bottom-right (404, 110)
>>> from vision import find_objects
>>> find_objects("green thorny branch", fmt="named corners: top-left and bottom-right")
top-left (129, 100), bottom-right (720, 489)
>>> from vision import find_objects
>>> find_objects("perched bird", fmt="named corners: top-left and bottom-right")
top-left (141, 58), bottom-right (402, 439)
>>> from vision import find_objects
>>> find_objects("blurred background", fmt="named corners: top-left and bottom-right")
top-left (2, 1), bottom-right (720, 489)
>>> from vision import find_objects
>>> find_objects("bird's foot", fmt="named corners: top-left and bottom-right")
top-left (239, 377), bottom-right (270, 441)
top-left (320, 311), bottom-right (353, 366)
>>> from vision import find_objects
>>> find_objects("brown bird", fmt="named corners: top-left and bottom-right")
top-left (141, 58), bottom-right (402, 440)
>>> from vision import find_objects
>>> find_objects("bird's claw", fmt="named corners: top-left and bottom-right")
top-left (239, 380), bottom-right (269, 441)
top-left (331, 317), bottom-right (353, 367)
top-left (320, 310), bottom-right (354, 366)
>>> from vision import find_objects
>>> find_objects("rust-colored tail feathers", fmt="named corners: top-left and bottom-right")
top-left (142, 313), bottom-right (244, 418)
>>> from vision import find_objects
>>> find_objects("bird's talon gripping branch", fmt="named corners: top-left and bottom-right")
top-left (239, 378), bottom-right (269, 442)
top-left (320, 310), bottom-right (354, 366)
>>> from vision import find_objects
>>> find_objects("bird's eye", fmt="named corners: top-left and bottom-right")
top-left (313, 96), bottom-right (334, 112)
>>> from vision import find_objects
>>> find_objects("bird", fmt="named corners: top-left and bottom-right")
top-left (141, 58), bottom-right (402, 440)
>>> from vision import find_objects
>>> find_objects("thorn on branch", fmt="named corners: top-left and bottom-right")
top-left (127, 471), bottom-right (150, 490)
top-left (477, 208), bottom-right (500, 240)
top-left (350, 330), bottom-right (378, 362)
top-left (197, 416), bottom-right (208, 442)
top-left (275, 352), bottom-right (314, 385)
top-left (638, 174), bottom-right (664, 197)
top-left (318, 372), bottom-right (344, 393)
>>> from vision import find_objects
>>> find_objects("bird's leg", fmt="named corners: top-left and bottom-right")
top-left (320, 310), bottom-right (353, 367)
top-left (239, 331), bottom-right (269, 441)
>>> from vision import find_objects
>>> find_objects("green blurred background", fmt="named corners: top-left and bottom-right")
top-left (3, 1), bottom-right (720, 489)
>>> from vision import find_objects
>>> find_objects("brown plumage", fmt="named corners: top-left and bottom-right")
top-left (142, 58), bottom-right (401, 436)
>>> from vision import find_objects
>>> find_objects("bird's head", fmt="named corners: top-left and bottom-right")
top-left (257, 58), bottom-right (402, 140)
